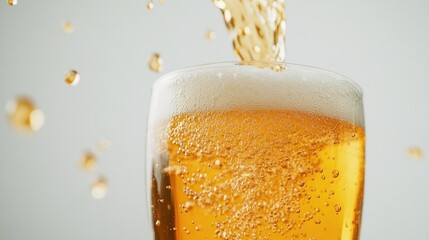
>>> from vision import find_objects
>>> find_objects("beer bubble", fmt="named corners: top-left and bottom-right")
top-left (254, 45), bottom-right (261, 53)
top-left (148, 53), bottom-right (163, 73)
top-left (7, 0), bottom-right (17, 6)
top-left (315, 219), bottom-right (321, 224)
top-left (334, 204), bottom-right (342, 213)
top-left (91, 177), bottom-right (108, 200)
top-left (408, 147), bottom-right (423, 159)
top-left (205, 30), bottom-right (216, 41)
top-left (155, 220), bottom-right (161, 226)
top-left (214, 159), bottom-right (222, 167)
top-left (6, 97), bottom-right (45, 132)
top-left (146, 1), bottom-right (154, 10)
top-left (184, 201), bottom-right (195, 210)
top-left (80, 152), bottom-right (96, 171)
top-left (64, 70), bottom-right (80, 86)
top-left (332, 169), bottom-right (339, 178)
top-left (243, 26), bottom-right (251, 35)
top-left (62, 21), bottom-right (74, 33)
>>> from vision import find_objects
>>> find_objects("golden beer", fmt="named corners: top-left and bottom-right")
top-left (147, 63), bottom-right (365, 240)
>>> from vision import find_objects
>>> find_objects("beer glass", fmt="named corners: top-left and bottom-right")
top-left (146, 62), bottom-right (365, 240)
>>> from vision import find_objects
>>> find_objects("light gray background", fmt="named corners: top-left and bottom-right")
top-left (0, 0), bottom-right (428, 239)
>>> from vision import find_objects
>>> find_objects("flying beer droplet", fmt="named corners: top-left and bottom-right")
top-left (6, 97), bottom-right (45, 132)
top-left (159, 0), bottom-right (165, 3)
top-left (62, 21), bottom-right (74, 33)
top-left (205, 30), bottom-right (216, 41)
top-left (91, 177), bottom-right (108, 200)
top-left (97, 138), bottom-right (112, 150)
top-left (7, 0), bottom-right (17, 6)
top-left (64, 70), bottom-right (80, 86)
top-left (408, 147), bottom-right (423, 159)
top-left (80, 152), bottom-right (96, 171)
top-left (146, 1), bottom-right (154, 10)
top-left (148, 53), bottom-right (163, 73)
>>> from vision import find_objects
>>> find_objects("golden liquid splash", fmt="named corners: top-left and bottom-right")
top-left (7, 0), bottom-right (17, 6)
top-left (64, 70), bottom-right (80, 86)
top-left (152, 110), bottom-right (365, 239)
top-left (6, 97), bottom-right (45, 132)
top-left (147, 1), bottom-right (154, 10)
top-left (80, 152), bottom-right (96, 171)
top-left (62, 21), bottom-right (74, 33)
top-left (205, 30), bottom-right (216, 41)
top-left (408, 147), bottom-right (423, 159)
top-left (213, 0), bottom-right (286, 63)
top-left (149, 53), bottom-right (163, 73)
top-left (91, 177), bottom-right (108, 200)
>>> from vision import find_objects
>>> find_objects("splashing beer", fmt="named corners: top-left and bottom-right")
top-left (213, 0), bottom-right (286, 62)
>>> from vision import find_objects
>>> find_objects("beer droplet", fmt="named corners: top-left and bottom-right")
top-left (155, 220), bottom-right (161, 226)
top-left (148, 53), bottom-right (163, 73)
top-left (97, 138), bottom-right (112, 150)
top-left (62, 21), bottom-right (74, 33)
top-left (159, 0), bottom-right (165, 3)
top-left (64, 70), bottom-right (80, 86)
top-left (146, 1), bottom-right (154, 10)
top-left (80, 152), bottom-right (96, 171)
top-left (6, 97), bottom-right (45, 132)
top-left (205, 30), bottom-right (216, 41)
top-left (408, 147), bottom-right (423, 159)
top-left (332, 169), bottom-right (339, 178)
top-left (91, 177), bottom-right (108, 200)
top-left (334, 204), bottom-right (342, 213)
top-left (7, 0), bottom-right (17, 6)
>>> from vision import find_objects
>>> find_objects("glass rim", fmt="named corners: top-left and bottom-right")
top-left (154, 61), bottom-right (363, 96)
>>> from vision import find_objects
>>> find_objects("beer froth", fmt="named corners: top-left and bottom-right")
top-left (149, 65), bottom-right (364, 128)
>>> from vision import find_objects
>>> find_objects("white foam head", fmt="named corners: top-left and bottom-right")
top-left (148, 62), bottom-right (364, 128)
